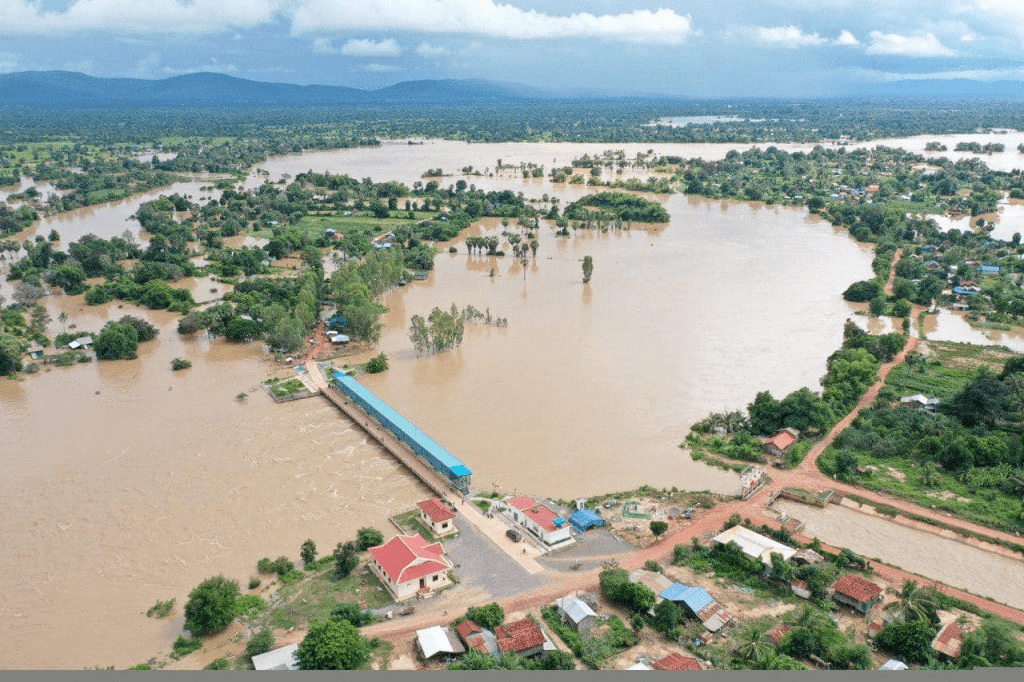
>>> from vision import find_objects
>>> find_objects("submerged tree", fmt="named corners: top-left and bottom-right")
top-left (582, 255), bottom-right (593, 283)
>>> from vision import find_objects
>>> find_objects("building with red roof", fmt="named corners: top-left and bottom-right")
top-left (931, 621), bottom-right (970, 659)
top-left (651, 652), bottom-right (703, 671)
top-left (494, 617), bottom-right (549, 658)
top-left (831, 574), bottom-right (883, 614)
top-left (766, 624), bottom-right (791, 647)
top-left (416, 498), bottom-right (457, 537)
top-left (367, 534), bottom-right (453, 602)
top-left (504, 496), bottom-right (573, 546)
top-left (765, 427), bottom-right (800, 458)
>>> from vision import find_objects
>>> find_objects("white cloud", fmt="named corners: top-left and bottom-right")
top-left (363, 63), bottom-right (400, 73)
top-left (865, 31), bottom-right (956, 57)
top-left (743, 25), bottom-right (827, 48)
top-left (835, 30), bottom-right (860, 46)
top-left (1, 0), bottom-right (283, 36)
top-left (960, 32), bottom-right (979, 43)
top-left (312, 38), bottom-right (336, 55)
top-left (416, 42), bottom-right (448, 58)
top-left (0, 56), bottom-right (19, 73)
top-left (855, 66), bottom-right (1024, 82)
top-left (340, 39), bottom-right (401, 57)
top-left (291, 1), bottom-right (696, 44)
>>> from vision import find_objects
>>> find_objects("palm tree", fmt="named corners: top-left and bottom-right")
top-left (58, 311), bottom-right (69, 334)
top-left (734, 621), bottom-right (776, 665)
top-left (895, 580), bottom-right (937, 623)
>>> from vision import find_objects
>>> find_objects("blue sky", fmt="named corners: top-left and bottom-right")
top-left (4, 1), bottom-right (1024, 95)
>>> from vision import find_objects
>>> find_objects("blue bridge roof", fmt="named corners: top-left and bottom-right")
top-left (332, 372), bottom-right (471, 477)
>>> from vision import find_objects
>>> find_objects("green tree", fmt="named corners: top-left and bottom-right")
top-left (296, 619), bottom-right (370, 670)
top-left (333, 541), bottom-right (359, 579)
top-left (246, 629), bottom-right (275, 659)
top-left (94, 321), bottom-right (139, 360)
top-left (356, 527), bottom-right (384, 551)
top-left (649, 520), bottom-right (669, 537)
top-left (582, 255), bottom-right (594, 283)
top-left (735, 621), bottom-right (776, 665)
top-left (183, 575), bottom-right (240, 636)
top-left (365, 352), bottom-right (388, 373)
top-left (895, 580), bottom-right (937, 624)
top-left (331, 601), bottom-right (374, 627)
top-left (0, 334), bottom-right (26, 374)
top-left (300, 539), bottom-right (317, 566)
top-left (465, 602), bottom-right (505, 629)
top-left (875, 619), bottom-right (936, 665)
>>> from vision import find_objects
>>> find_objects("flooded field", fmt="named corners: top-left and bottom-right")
top-left (773, 500), bottom-right (1024, 610)
top-left (0, 137), bottom-right (985, 668)
top-left (923, 308), bottom-right (1024, 353)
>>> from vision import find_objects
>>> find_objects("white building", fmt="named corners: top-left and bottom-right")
top-left (367, 535), bottom-right (453, 602)
top-left (504, 496), bottom-right (572, 546)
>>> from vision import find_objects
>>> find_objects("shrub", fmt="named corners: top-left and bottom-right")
top-left (365, 352), bottom-right (388, 373)
top-left (171, 635), bottom-right (203, 660)
top-left (205, 658), bottom-right (230, 670)
top-left (280, 569), bottom-right (304, 584)
top-left (256, 557), bottom-right (273, 574)
top-left (171, 357), bottom-right (191, 371)
top-left (235, 594), bottom-right (267, 618)
top-left (246, 629), bottom-right (275, 659)
top-left (248, 576), bottom-right (261, 590)
top-left (301, 539), bottom-right (317, 566)
top-left (643, 560), bottom-right (661, 573)
top-left (146, 597), bottom-right (175, 619)
top-left (183, 575), bottom-right (240, 636)
top-left (356, 527), bottom-right (384, 551)
top-left (465, 603), bottom-right (505, 630)
top-left (270, 556), bottom-right (294, 575)
top-left (332, 601), bottom-right (375, 627)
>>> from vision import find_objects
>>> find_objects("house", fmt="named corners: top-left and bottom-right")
top-left (25, 345), bottom-right (45, 359)
top-left (494, 617), bottom-right (552, 658)
top-left (952, 285), bottom-right (980, 296)
top-left (739, 465), bottom-right (766, 498)
top-left (900, 394), bottom-right (940, 411)
top-left (504, 496), bottom-right (572, 546)
top-left (712, 525), bottom-right (798, 565)
top-left (766, 624), bottom-right (790, 647)
top-left (831, 574), bottom-right (883, 614)
top-left (628, 568), bottom-right (673, 600)
top-left (415, 625), bottom-right (465, 660)
top-left (979, 265), bottom-right (1000, 276)
top-left (328, 332), bottom-right (351, 345)
top-left (555, 595), bottom-right (597, 632)
top-left (659, 583), bottom-right (732, 632)
top-left (67, 335), bottom-right (93, 350)
top-left (568, 508), bottom-right (605, 533)
top-left (792, 548), bottom-right (825, 565)
top-left (651, 652), bottom-right (703, 671)
top-left (367, 534), bottom-right (453, 602)
top-left (417, 498), bottom-right (457, 538)
top-left (878, 659), bottom-right (909, 671)
top-left (252, 643), bottom-right (300, 671)
top-left (764, 427), bottom-right (800, 457)
top-left (456, 620), bottom-right (499, 656)
top-left (931, 621), bottom-right (972, 660)
top-left (790, 579), bottom-right (812, 600)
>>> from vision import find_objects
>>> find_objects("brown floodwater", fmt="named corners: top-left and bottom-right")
top-left (923, 308), bottom-right (1024, 352)
top-left (773, 499), bottom-right (1024, 609)
top-left (0, 138), bottom-right (934, 669)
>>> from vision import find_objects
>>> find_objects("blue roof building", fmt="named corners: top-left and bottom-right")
top-left (332, 372), bottom-right (472, 491)
top-left (660, 583), bottom-right (713, 613)
top-left (952, 286), bottom-right (979, 296)
top-left (979, 265), bottom-right (1000, 275)
top-left (568, 509), bottom-right (605, 533)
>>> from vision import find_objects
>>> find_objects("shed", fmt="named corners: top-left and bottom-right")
top-left (712, 525), bottom-right (797, 565)
top-left (555, 595), bottom-right (597, 632)
top-left (456, 620), bottom-right (499, 656)
top-left (568, 509), bottom-right (605, 533)
top-left (252, 643), bottom-right (300, 671)
top-left (832, 574), bottom-right (883, 614)
top-left (659, 583), bottom-right (732, 632)
top-left (931, 621), bottom-right (969, 659)
top-left (628, 569), bottom-right (673, 598)
top-left (67, 335), bottom-right (93, 350)
top-left (416, 625), bottom-right (466, 660)
top-left (878, 659), bottom-right (909, 671)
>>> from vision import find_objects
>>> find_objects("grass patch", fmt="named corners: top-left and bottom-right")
top-left (367, 638), bottom-right (394, 670)
top-left (264, 377), bottom-right (309, 398)
top-left (170, 636), bottom-right (203, 660)
top-left (265, 563), bottom-right (392, 631)
top-left (473, 499), bottom-right (492, 513)
top-left (146, 598), bottom-right (175, 619)
top-left (541, 607), bottom-right (635, 669)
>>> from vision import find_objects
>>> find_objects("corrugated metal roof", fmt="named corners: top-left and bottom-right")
top-left (556, 595), bottom-right (596, 624)
top-left (252, 643), bottom-right (299, 671)
top-left (332, 372), bottom-right (471, 477)
top-left (660, 583), bottom-right (714, 613)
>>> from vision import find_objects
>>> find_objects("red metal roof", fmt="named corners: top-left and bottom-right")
top-left (368, 535), bottom-right (449, 584)
top-left (932, 622), bottom-right (966, 659)
top-left (832, 574), bottom-right (883, 604)
top-left (766, 624), bottom-right (790, 646)
top-left (494, 618), bottom-right (545, 654)
top-left (417, 498), bottom-right (455, 523)
top-left (507, 496), bottom-right (561, 532)
top-left (456, 619), bottom-right (482, 639)
top-left (766, 431), bottom-right (797, 452)
top-left (652, 652), bottom-right (702, 671)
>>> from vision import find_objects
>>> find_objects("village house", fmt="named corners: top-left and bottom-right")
top-left (415, 625), bottom-right (465, 661)
top-left (931, 621), bottom-right (969, 660)
top-left (712, 525), bottom-right (798, 566)
top-left (878, 659), bottom-right (909, 671)
top-left (628, 568), bottom-right (673, 601)
top-left (367, 534), bottom-right (453, 602)
top-left (764, 427), bottom-right (800, 458)
top-left (416, 498), bottom-right (457, 538)
top-left (503, 496), bottom-right (572, 546)
top-left (659, 583), bottom-right (732, 632)
top-left (651, 652), bottom-right (703, 671)
top-left (766, 624), bottom-right (791, 648)
top-left (899, 394), bottom-right (940, 412)
top-left (66, 335), bottom-right (93, 350)
top-left (456, 620), bottom-right (499, 656)
top-left (831, 574), bottom-right (883, 615)
top-left (554, 594), bottom-right (597, 633)
top-left (494, 617), bottom-right (553, 658)
top-left (251, 643), bottom-right (300, 671)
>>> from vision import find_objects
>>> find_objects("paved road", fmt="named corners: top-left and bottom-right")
top-left (446, 516), bottom-right (551, 599)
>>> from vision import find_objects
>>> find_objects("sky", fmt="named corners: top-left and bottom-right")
top-left (3, 1), bottom-right (1024, 96)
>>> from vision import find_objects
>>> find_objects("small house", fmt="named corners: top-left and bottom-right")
top-left (504, 496), bottom-right (572, 546)
top-left (878, 659), bottom-right (909, 671)
top-left (25, 345), bottom-right (45, 360)
top-left (67, 335), bottom-right (93, 350)
top-left (494, 618), bottom-right (552, 658)
top-left (367, 534), bottom-right (453, 602)
top-left (252, 643), bottom-right (300, 671)
top-left (456, 620), bottom-right (499, 656)
top-left (931, 621), bottom-right (971, 660)
top-left (712, 525), bottom-right (798, 565)
top-left (415, 625), bottom-right (465, 660)
top-left (659, 583), bottom-right (732, 632)
top-left (790, 579), bottom-right (812, 600)
top-left (555, 594), bottom-right (597, 632)
top-left (831, 574), bottom-right (883, 614)
top-left (651, 652), bottom-right (702, 671)
top-left (900, 394), bottom-right (939, 412)
top-left (765, 427), bottom-right (800, 457)
top-left (625, 662), bottom-right (653, 670)
top-left (979, 265), bottom-right (1000, 277)
top-left (568, 509), bottom-right (605, 533)
top-left (417, 498), bottom-right (457, 538)
top-left (628, 568), bottom-right (673, 599)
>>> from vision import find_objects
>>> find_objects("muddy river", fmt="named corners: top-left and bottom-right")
top-left (1, 136), bottom-right (1013, 668)
top-left (773, 500), bottom-right (1024, 610)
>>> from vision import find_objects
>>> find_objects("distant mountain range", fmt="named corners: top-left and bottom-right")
top-left (3, 71), bottom-right (1024, 109)
top-left (0, 71), bottom-right (614, 108)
